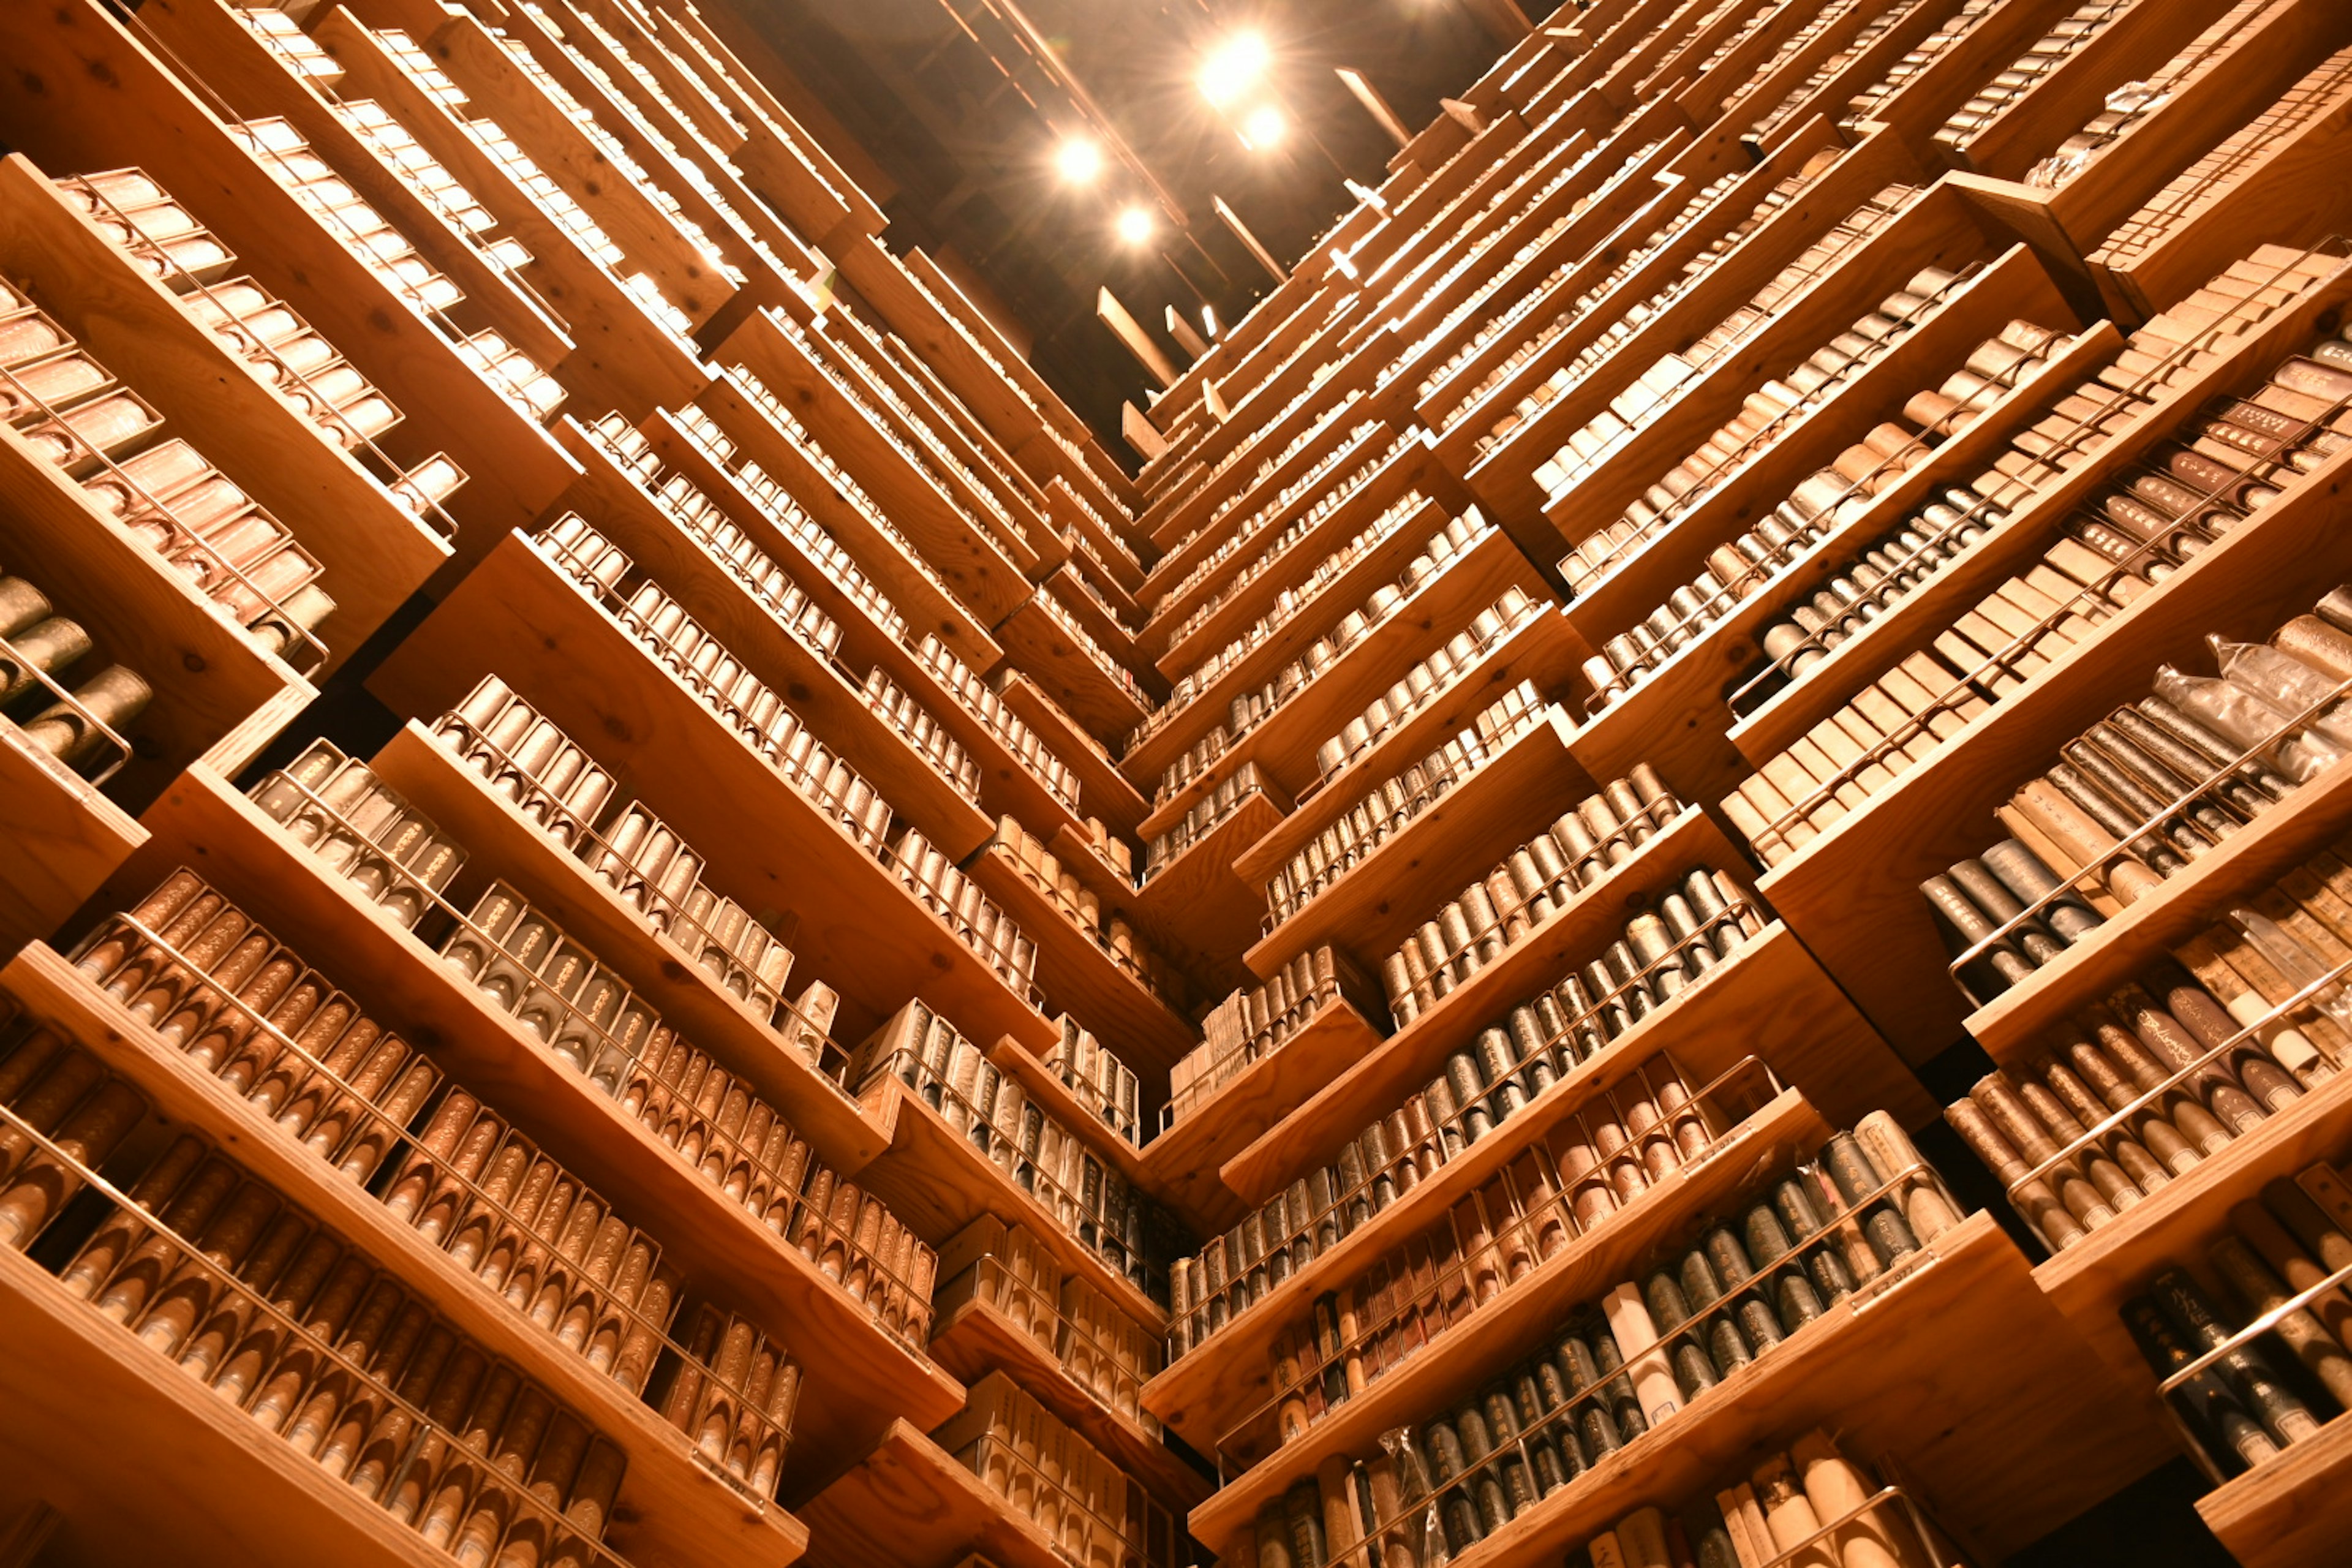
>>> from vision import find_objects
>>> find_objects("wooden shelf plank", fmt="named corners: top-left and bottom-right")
top-left (0, 725), bottom-right (146, 957)
top-left (1227, 608), bottom-right (1588, 885)
top-left (0, 152), bottom-right (451, 668)
top-left (2198, 1400), bottom-right (2352, 1568)
top-left (1186, 1090), bottom-right (1833, 1545)
top-left (552, 415), bottom-right (999, 859)
top-left (858, 1077), bottom-right (1169, 1332)
top-left (998, 673), bottom-right (1152, 842)
top-left (113, 761), bottom-right (968, 1495)
top-left (926, 1292), bottom-right (1212, 1512)
top-left (368, 721), bottom-right (894, 1173)
top-left (992, 594), bottom-right (1154, 747)
top-left (364, 530), bottom-right (1060, 1059)
top-left (1244, 706), bottom-right (1594, 982)
top-left (1128, 790), bottom-right (1287, 1001)
top-left (1142, 998), bottom-right (1386, 1234)
top-left (1, 941), bottom-right (812, 1568)
top-left (796, 1419), bottom-right (1059, 1568)
top-left (0, 424), bottom-right (306, 810)
top-left (962, 845), bottom-right (1196, 1075)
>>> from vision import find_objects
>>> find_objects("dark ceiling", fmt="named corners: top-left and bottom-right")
top-left (731, 0), bottom-right (1565, 462)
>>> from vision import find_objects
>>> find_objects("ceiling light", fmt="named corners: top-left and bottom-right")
top-left (1199, 31), bottom-right (1268, 107)
top-left (1241, 104), bottom-right (1286, 148)
top-left (1115, 205), bottom-right (1156, 246)
top-left (1202, 304), bottom-right (1219, 340)
top-left (1054, 137), bottom-right (1105, 185)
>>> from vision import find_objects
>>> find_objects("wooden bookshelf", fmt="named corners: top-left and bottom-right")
top-left (426, 13), bottom-right (743, 329)
top-left (1550, 243), bottom-right (2075, 658)
top-left (1182, 1089), bottom-right (1833, 1533)
top-left (1840, 0), bottom-right (2084, 160)
top-left (654, 393), bottom-right (1002, 668)
top-left (2091, 58), bottom-right (2352, 320)
top-left (1563, 319), bottom-right (2122, 804)
top-left (0, 940), bottom-right (814, 1568)
top-left (1751, 263), bottom-right (2352, 1060)
top-left (1936, 0), bottom-right (2244, 182)
top-left (1457, 117), bottom-right (1923, 533)
top-left (651, 2), bottom-right (885, 244)
top-left (366, 720), bottom-right (896, 1173)
top-left (962, 844), bottom-right (1197, 1076)
top-left (1123, 521), bottom-right (1555, 797)
top-left (1243, 706), bottom-right (1596, 982)
top-left (0, 151), bottom-right (453, 667)
top-left (1531, 206), bottom-right (2030, 571)
top-left (140, 0), bottom-right (578, 378)
top-left (0, 418), bottom-right (302, 922)
top-left (365, 531), bottom-right (1061, 1058)
top-left (0, 0), bottom-right (581, 547)
top-left (551, 415), bottom-right (999, 859)
top-left (1188, 1212), bottom-right (2165, 1566)
top-left (639, 412), bottom-right (1090, 846)
top-left (926, 1289), bottom-right (1212, 1512)
top-left (1965, 763), bottom-right (2352, 1066)
top-left (1137, 417), bottom-right (1398, 614)
top-left (856, 1076), bottom-right (1169, 1332)
top-left (308, 6), bottom-right (712, 422)
top-left (1142, 997), bottom-right (1387, 1233)
top-left (1227, 607), bottom-right (1589, 886)
top-left (1219, 822), bottom-right (1930, 1208)
top-left (794, 1420), bottom-right (1061, 1568)
top-left (1148, 497), bottom-right (1457, 743)
top-left (106, 760), bottom-right (968, 1487)
top-left (1144, 433), bottom-right (1455, 672)
top-left (715, 310), bottom-right (1036, 627)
